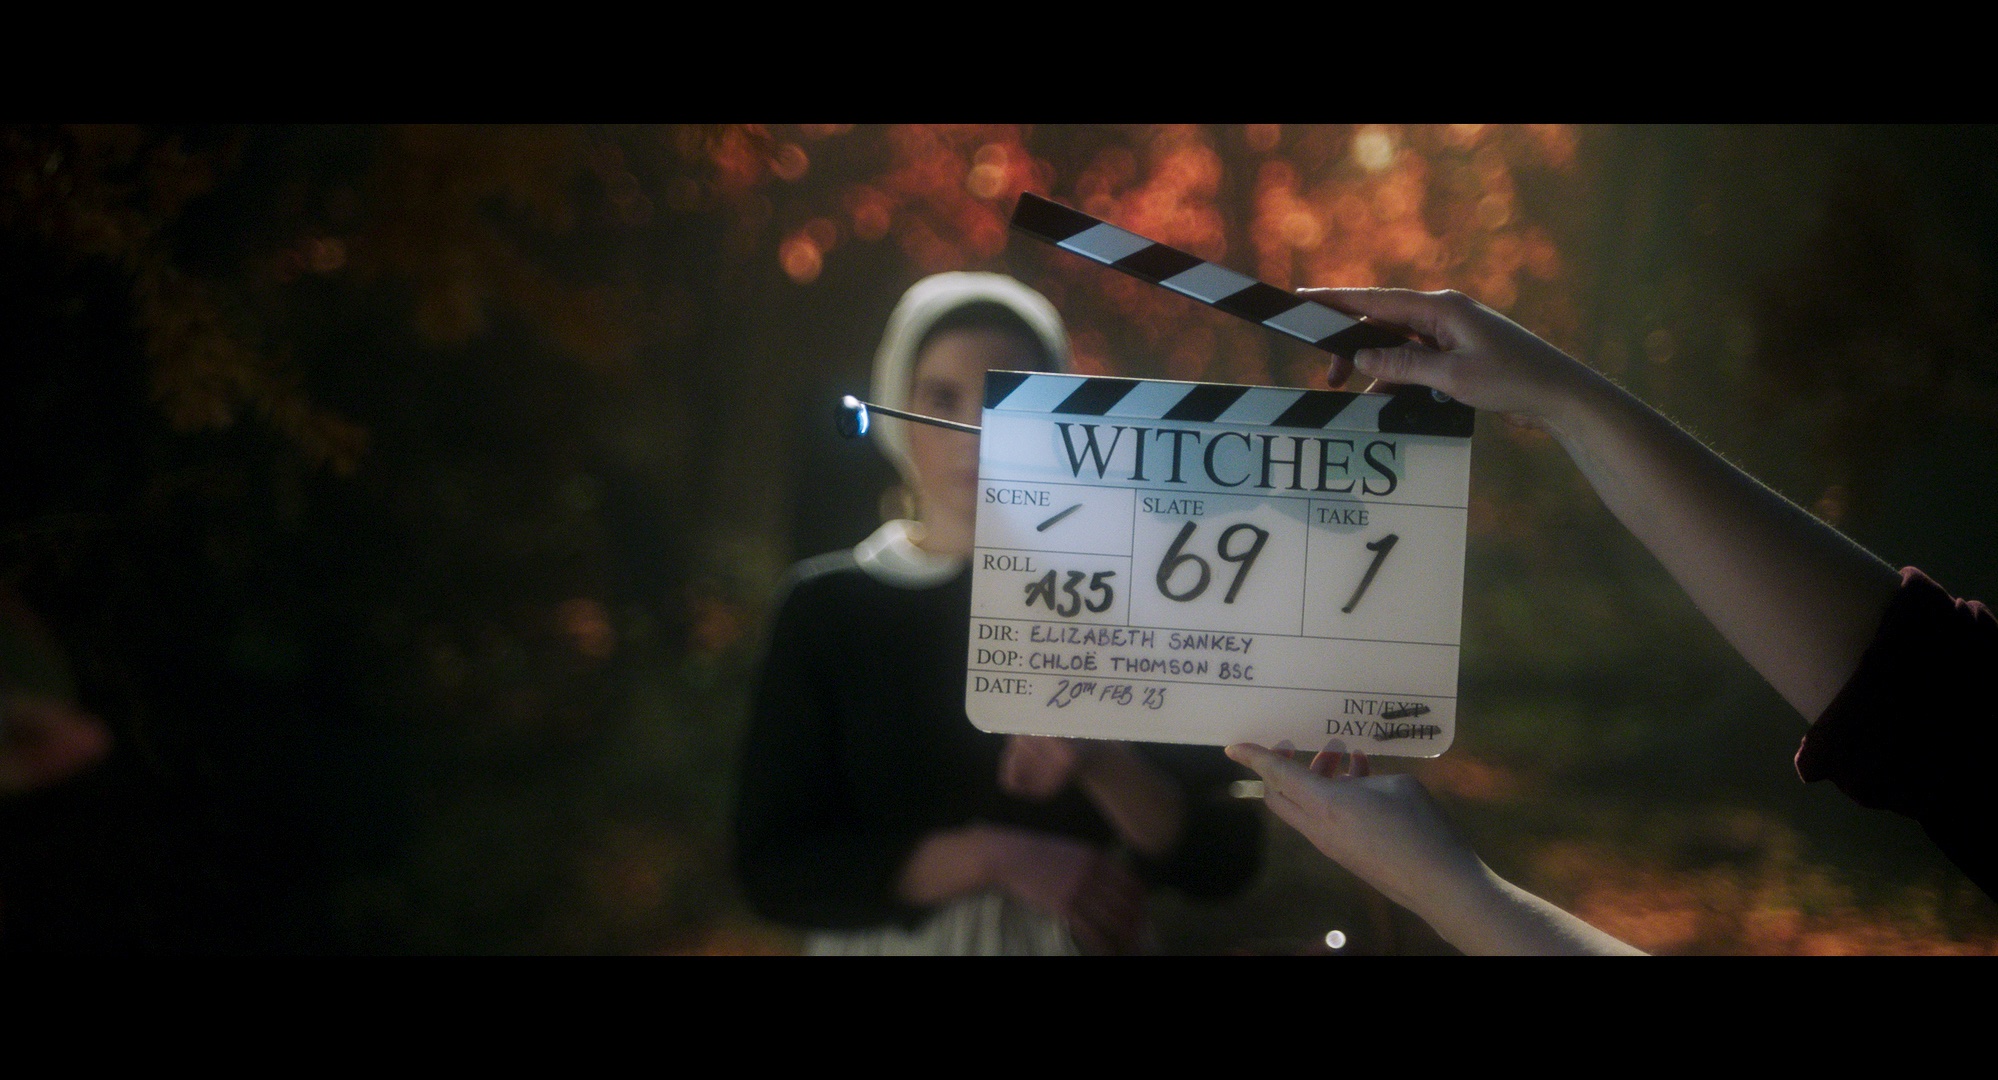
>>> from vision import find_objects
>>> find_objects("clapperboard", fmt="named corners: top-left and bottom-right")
top-left (963, 196), bottom-right (1475, 756)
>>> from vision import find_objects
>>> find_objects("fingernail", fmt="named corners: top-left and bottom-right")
top-left (1224, 744), bottom-right (1247, 762)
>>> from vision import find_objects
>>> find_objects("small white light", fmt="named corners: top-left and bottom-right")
top-left (1228, 780), bottom-right (1266, 799)
top-left (836, 395), bottom-right (869, 438)
top-left (1323, 930), bottom-right (1347, 950)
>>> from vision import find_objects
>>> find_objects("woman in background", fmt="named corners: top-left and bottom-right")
top-left (733, 272), bottom-right (1261, 955)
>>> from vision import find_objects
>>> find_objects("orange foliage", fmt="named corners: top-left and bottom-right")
top-left (668, 124), bottom-right (1582, 392)
top-left (1529, 838), bottom-right (1998, 956)
top-left (355, 126), bottom-right (642, 371)
top-left (1409, 754), bottom-right (1523, 802)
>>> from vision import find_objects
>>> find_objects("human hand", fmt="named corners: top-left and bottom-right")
top-left (998, 734), bottom-right (1104, 802)
top-left (985, 828), bottom-right (1148, 955)
top-left (0, 693), bottom-right (112, 795)
top-left (1224, 742), bottom-right (1483, 915)
top-left (1302, 287), bottom-right (1604, 430)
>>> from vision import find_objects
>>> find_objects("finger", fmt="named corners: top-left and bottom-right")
top-left (1064, 912), bottom-right (1112, 955)
top-left (1300, 287), bottom-right (1455, 340)
top-left (1072, 905), bottom-right (1137, 956)
top-left (1076, 882), bottom-right (1147, 955)
top-left (0, 697), bottom-right (113, 794)
top-left (1308, 749), bottom-right (1342, 777)
top-left (1073, 867), bottom-right (1145, 952)
top-left (1075, 881), bottom-right (1143, 940)
top-left (1352, 342), bottom-right (1454, 397)
top-left (997, 744), bottom-right (1024, 793)
top-left (1324, 352), bottom-right (1355, 390)
top-left (1349, 749), bottom-right (1372, 778)
top-left (1227, 742), bottom-right (1317, 797)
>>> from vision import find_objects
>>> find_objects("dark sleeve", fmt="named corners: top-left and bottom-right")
top-left (731, 579), bottom-right (930, 930)
top-left (1794, 566), bottom-right (1998, 898)
top-left (1128, 743), bottom-right (1264, 900)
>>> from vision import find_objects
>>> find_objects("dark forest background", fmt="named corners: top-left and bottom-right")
top-left (3, 124), bottom-right (1995, 953)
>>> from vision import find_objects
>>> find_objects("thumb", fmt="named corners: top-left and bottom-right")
top-left (1353, 342), bottom-right (1452, 395)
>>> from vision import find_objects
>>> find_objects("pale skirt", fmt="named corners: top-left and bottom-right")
top-left (804, 891), bottom-right (1079, 956)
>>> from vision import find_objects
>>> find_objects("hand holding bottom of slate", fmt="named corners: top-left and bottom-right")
top-left (1229, 743), bottom-right (1644, 955)
top-left (1226, 742), bottom-right (1482, 919)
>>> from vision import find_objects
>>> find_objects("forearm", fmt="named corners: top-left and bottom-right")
top-left (1547, 372), bottom-right (1900, 720)
top-left (1076, 746), bottom-right (1188, 858)
top-left (895, 826), bottom-right (1003, 906)
top-left (1418, 861), bottom-right (1644, 956)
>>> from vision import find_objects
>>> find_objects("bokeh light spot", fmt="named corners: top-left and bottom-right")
top-left (967, 162), bottom-right (1007, 200)
top-left (557, 598), bottom-right (616, 660)
top-left (307, 237), bottom-right (346, 273)
top-left (848, 186), bottom-right (892, 242)
top-left (1279, 210), bottom-right (1321, 250)
top-left (1353, 127), bottom-right (1396, 173)
top-left (1645, 327), bottom-right (1676, 365)
top-left (1447, 123), bottom-right (1486, 146)
top-left (771, 143), bottom-right (809, 182)
top-left (780, 234), bottom-right (823, 283)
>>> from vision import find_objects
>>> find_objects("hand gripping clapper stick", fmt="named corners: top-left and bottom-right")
top-left (1012, 193), bottom-right (1459, 379)
top-left (1009, 193), bottom-right (1473, 438)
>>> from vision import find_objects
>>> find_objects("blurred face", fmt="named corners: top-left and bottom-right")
top-left (906, 327), bottom-right (1047, 528)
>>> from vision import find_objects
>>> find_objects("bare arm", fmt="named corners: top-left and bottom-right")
top-left (1308, 287), bottom-right (1902, 722)
top-left (1228, 742), bottom-right (1642, 956)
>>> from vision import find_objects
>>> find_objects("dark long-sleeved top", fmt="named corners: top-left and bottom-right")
top-left (732, 552), bottom-right (1263, 931)
top-left (1795, 566), bottom-right (1998, 899)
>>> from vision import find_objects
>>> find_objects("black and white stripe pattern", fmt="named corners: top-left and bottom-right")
top-left (1013, 193), bottom-right (1416, 360)
top-left (985, 372), bottom-right (1474, 438)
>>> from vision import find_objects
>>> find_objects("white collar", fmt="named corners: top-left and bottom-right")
top-left (854, 520), bottom-right (966, 589)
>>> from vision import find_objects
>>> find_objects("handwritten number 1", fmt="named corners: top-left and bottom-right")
top-left (1341, 533), bottom-right (1399, 614)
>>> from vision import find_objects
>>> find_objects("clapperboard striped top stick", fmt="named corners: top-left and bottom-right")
top-left (1012, 192), bottom-right (1422, 363)
top-left (980, 369), bottom-right (1472, 438)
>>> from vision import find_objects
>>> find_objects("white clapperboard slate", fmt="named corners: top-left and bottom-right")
top-left (965, 373), bottom-right (1473, 756)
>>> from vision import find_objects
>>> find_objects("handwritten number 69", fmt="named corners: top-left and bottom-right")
top-left (1155, 521), bottom-right (1270, 604)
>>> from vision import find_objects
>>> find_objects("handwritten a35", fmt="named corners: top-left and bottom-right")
top-left (1023, 569), bottom-right (1115, 617)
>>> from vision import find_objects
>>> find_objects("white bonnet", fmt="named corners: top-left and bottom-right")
top-left (867, 271), bottom-right (1070, 484)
